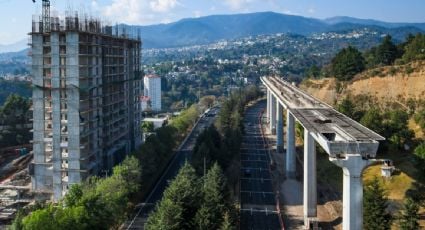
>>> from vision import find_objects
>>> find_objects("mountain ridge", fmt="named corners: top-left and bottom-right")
top-left (128, 12), bottom-right (425, 48)
top-left (1, 12), bottom-right (424, 52)
top-left (0, 39), bottom-right (27, 53)
top-left (324, 16), bottom-right (425, 30)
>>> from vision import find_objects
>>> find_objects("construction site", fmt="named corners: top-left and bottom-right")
top-left (0, 144), bottom-right (33, 225)
top-left (1, 0), bottom-right (143, 225)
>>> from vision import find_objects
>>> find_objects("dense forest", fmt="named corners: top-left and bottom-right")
top-left (0, 94), bottom-right (31, 148)
top-left (0, 79), bottom-right (31, 105)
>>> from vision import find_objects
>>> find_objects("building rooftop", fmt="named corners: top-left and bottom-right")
top-left (30, 12), bottom-right (141, 42)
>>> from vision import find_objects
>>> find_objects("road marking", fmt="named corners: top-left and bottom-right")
top-left (241, 153), bottom-right (268, 157)
top-left (240, 209), bottom-right (279, 214)
top-left (241, 191), bottom-right (275, 194)
top-left (241, 159), bottom-right (269, 163)
top-left (241, 177), bottom-right (272, 181)
top-left (241, 167), bottom-right (268, 171)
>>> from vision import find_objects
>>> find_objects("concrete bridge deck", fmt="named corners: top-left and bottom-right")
top-left (261, 76), bottom-right (385, 230)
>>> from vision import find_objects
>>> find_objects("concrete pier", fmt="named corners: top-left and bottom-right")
top-left (266, 90), bottom-right (270, 122)
top-left (330, 155), bottom-right (373, 230)
top-left (286, 110), bottom-right (296, 178)
top-left (303, 130), bottom-right (317, 228)
top-left (270, 95), bottom-right (276, 134)
top-left (276, 102), bottom-right (284, 152)
top-left (261, 76), bottom-right (384, 230)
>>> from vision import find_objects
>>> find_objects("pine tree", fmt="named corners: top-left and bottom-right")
top-left (146, 163), bottom-right (200, 229)
top-left (375, 35), bottom-right (398, 65)
top-left (399, 198), bottom-right (420, 230)
top-left (194, 163), bottom-right (228, 230)
top-left (363, 177), bottom-right (392, 230)
top-left (402, 33), bottom-right (425, 62)
top-left (162, 163), bottom-right (201, 228)
top-left (145, 199), bottom-right (184, 230)
top-left (331, 46), bottom-right (365, 81)
top-left (219, 212), bottom-right (235, 230)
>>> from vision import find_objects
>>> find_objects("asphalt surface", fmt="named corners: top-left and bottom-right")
top-left (123, 107), bottom-right (219, 229)
top-left (240, 100), bottom-right (282, 230)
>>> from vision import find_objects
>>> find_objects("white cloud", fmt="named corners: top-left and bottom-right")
top-left (307, 7), bottom-right (315, 14)
top-left (224, 0), bottom-right (252, 11)
top-left (150, 0), bottom-right (179, 12)
top-left (101, 0), bottom-right (180, 24)
top-left (103, 0), bottom-right (144, 24)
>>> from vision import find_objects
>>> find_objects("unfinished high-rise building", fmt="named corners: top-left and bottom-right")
top-left (29, 11), bottom-right (142, 201)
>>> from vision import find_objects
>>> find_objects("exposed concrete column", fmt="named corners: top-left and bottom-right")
top-left (270, 95), bottom-right (276, 134)
top-left (276, 101), bottom-right (284, 152)
top-left (266, 90), bottom-right (270, 122)
top-left (303, 130), bottom-right (317, 228)
top-left (330, 155), bottom-right (373, 230)
top-left (286, 110), bottom-right (296, 178)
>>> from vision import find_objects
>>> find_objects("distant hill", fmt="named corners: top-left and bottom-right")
top-left (0, 39), bottom-right (27, 53)
top-left (1, 12), bottom-right (424, 51)
top-left (0, 49), bottom-right (28, 62)
top-left (324, 16), bottom-right (425, 30)
top-left (325, 23), bottom-right (423, 41)
top-left (130, 12), bottom-right (424, 48)
top-left (133, 12), bottom-right (329, 48)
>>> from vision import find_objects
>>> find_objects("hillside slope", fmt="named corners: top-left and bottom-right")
top-left (299, 61), bottom-right (425, 107)
top-left (300, 62), bottom-right (425, 229)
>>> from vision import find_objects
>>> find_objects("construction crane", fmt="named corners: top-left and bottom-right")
top-left (32, 0), bottom-right (50, 32)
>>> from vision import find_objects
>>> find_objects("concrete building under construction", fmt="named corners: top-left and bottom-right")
top-left (29, 10), bottom-right (142, 201)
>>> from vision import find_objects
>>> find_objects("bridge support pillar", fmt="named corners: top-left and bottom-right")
top-left (276, 102), bottom-right (284, 152)
top-left (270, 95), bottom-right (276, 135)
top-left (330, 154), bottom-right (373, 230)
top-left (286, 110), bottom-right (296, 178)
top-left (304, 130), bottom-right (317, 228)
top-left (266, 90), bottom-right (270, 122)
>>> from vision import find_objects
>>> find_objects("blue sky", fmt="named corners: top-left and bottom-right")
top-left (0, 0), bottom-right (424, 44)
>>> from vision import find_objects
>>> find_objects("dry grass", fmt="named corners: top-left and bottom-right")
top-left (363, 151), bottom-right (420, 200)
top-left (409, 118), bottom-right (424, 139)
top-left (363, 151), bottom-right (425, 229)
top-left (363, 165), bottom-right (414, 201)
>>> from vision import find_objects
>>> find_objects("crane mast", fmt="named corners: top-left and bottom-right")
top-left (42, 0), bottom-right (50, 32)
top-left (32, 0), bottom-right (50, 32)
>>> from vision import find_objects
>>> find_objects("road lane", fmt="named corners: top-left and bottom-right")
top-left (240, 100), bottom-right (282, 230)
top-left (123, 107), bottom-right (219, 229)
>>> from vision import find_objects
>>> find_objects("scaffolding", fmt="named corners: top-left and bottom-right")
top-left (30, 12), bottom-right (142, 201)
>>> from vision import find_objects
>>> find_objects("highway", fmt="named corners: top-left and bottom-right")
top-left (123, 107), bottom-right (219, 229)
top-left (240, 100), bottom-right (282, 230)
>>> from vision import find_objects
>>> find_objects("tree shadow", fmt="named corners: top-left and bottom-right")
top-left (319, 216), bottom-right (342, 230)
